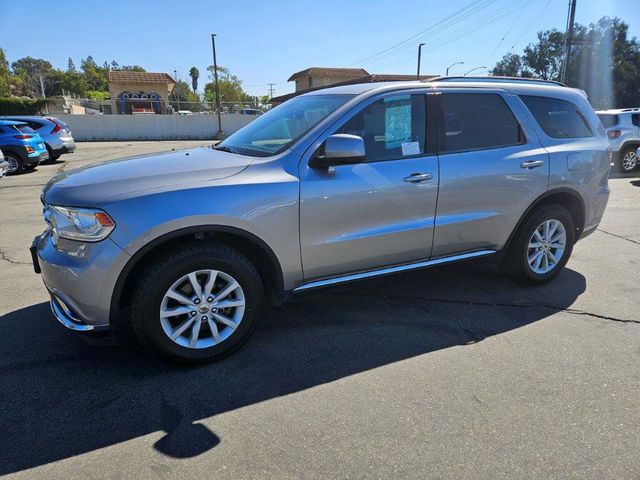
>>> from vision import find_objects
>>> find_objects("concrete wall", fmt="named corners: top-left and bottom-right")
top-left (57, 114), bottom-right (255, 141)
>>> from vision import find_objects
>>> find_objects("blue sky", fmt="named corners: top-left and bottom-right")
top-left (1, 0), bottom-right (638, 97)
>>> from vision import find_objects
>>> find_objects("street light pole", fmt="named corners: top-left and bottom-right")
top-left (173, 69), bottom-right (179, 111)
top-left (416, 43), bottom-right (425, 80)
top-left (463, 66), bottom-right (487, 76)
top-left (211, 33), bottom-right (224, 138)
top-left (445, 61), bottom-right (464, 76)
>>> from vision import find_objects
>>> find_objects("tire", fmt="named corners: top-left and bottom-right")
top-left (46, 147), bottom-right (61, 162)
top-left (501, 204), bottom-right (575, 285)
top-left (4, 153), bottom-right (24, 175)
top-left (618, 146), bottom-right (638, 173)
top-left (130, 242), bottom-right (264, 364)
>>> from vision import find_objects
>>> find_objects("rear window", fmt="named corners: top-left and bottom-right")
top-left (597, 114), bottom-right (619, 128)
top-left (632, 114), bottom-right (640, 127)
top-left (521, 95), bottom-right (592, 138)
top-left (13, 125), bottom-right (35, 134)
top-left (439, 93), bottom-right (524, 153)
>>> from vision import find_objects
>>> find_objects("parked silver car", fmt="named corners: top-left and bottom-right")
top-left (596, 108), bottom-right (640, 173)
top-left (32, 78), bottom-right (610, 363)
top-left (0, 116), bottom-right (75, 161)
top-left (0, 149), bottom-right (8, 178)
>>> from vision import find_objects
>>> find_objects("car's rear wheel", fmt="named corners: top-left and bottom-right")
top-left (502, 205), bottom-right (575, 285)
top-left (130, 242), bottom-right (264, 364)
top-left (619, 146), bottom-right (638, 173)
top-left (4, 153), bottom-right (23, 174)
top-left (46, 147), bottom-right (61, 162)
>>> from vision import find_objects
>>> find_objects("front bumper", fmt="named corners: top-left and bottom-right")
top-left (31, 230), bottom-right (130, 332)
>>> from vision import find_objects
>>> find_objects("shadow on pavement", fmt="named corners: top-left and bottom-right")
top-left (0, 260), bottom-right (586, 474)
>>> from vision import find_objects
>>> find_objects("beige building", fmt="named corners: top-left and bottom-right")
top-left (288, 67), bottom-right (368, 92)
top-left (271, 67), bottom-right (438, 104)
top-left (108, 71), bottom-right (176, 114)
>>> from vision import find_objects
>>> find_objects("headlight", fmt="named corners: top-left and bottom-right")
top-left (47, 205), bottom-right (115, 242)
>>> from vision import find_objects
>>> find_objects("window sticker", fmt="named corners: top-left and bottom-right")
top-left (385, 101), bottom-right (412, 148)
top-left (401, 142), bottom-right (420, 156)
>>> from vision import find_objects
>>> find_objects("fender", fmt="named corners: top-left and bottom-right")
top-left (502, 187), bottom-right (586, 255)
top-left (109, 225), bottom-right (285, 328)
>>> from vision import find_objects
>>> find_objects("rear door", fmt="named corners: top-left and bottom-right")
top-left (432, 89), bottom-right (549, 257)
top-left (299, 91), bottom-right (439, 280)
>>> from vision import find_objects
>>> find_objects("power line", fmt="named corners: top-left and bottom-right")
top-left (506, 0), bottom-right (553, 54)
top-left (485, 0), bottom-right (537, 64)
top-left (346, 0), bottom-right (499, 67)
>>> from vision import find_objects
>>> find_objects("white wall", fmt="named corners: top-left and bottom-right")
top-left (57, 114), bottom-right (255, 141)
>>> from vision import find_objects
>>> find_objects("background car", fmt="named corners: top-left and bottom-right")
top-left (596, 108), bottom-right (640, 173)
top-left (0, 149), bottom-right (8, 178)
top-left (0, 115), bottom-right (75, 162)
top-left (0, 120), bottom-right (49, 174)
top-left (239, 108), bottom-right (263, 116)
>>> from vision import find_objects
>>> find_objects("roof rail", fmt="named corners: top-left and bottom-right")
top-left (427, 76), bottom-right (568, 87)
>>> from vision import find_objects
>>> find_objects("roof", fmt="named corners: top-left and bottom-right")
top-left (0, 115), bottom-right (51, 122)
top-left (0, 119), bottom-right (27, 126)
top-left (107, 71), bottom-right (176, 84)
top-left (271, 73), bottom-right (438, 103)
top-left (287, 67), bottom-right (368, 82)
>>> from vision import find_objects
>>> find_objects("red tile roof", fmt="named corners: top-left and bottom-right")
top-left (107, 71), bottom-right (176, 84)
top-left (288, 67), bottom-right (368, 82)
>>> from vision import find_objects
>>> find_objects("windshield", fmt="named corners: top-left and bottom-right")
top-left (218, 94), bottom-right (354, 157)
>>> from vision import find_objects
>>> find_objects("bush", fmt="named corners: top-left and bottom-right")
top-left (86, 90), bottom-right (110, 101)
top-left (0, 97), bottom-right (50, 115)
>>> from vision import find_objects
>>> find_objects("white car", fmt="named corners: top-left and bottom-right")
top-left (0, 149), bottom-right (8, 178)
top-left (596, 108), bottom-right (640, 173)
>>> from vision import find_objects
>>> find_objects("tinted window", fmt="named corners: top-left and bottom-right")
top-left (439, 93), bottom-right (523, 153)
top-left (632, 114), bottom-right (640, 127)
top-left (521, 95), bottom-right (592, 138)
top-left (597, 114), bottom-right (619, 128)
top-left (338, 94), bottom-right (426, 162)
top-left (13, 125), bottom-right (35, 134)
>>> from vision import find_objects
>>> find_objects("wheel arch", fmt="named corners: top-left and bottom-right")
top-left (504, 188), bottom-right (586, 252)
top-left (109, 225), bottom-right (285, 330)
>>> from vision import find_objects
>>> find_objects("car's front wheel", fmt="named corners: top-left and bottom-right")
top-left (502, 204), bottom-right (575, 285)
top-left (130, 242), bottom-right (264, 364)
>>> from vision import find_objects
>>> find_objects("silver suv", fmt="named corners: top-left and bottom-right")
top-left (31, 79), bottom-right (610, 363)
top-left (596, 108), bottom-right (640, 173)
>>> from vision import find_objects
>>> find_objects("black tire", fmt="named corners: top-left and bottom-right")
top-left (130, 242), bottom-right (264, 364)
top-left (501, 204), bottom-right (575, 285)
top-left (46, 147), bottom-right (61, 163)
top-left (4, 153), bottom-right (24, 175)
top-left (618, 146), bottom-right (638, 173)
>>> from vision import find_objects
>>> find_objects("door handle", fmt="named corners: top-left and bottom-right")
top-left (520, 160), bottom-right (544, 169)
top-left (404, 172), bottom-right (433, 183)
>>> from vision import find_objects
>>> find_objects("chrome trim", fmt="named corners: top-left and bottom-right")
top-left (294, 250), bottom-right (496, 292)
top-left (50, 295), bottom-right (109, 332)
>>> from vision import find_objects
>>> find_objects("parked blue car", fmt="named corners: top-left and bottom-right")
top-left (0, 120), bottom-right (49, 174)
top-left (0, 115), bottom-right (76, 161)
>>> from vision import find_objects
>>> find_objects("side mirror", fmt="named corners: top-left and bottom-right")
top-left (309, 134), bottom-right (365, 169)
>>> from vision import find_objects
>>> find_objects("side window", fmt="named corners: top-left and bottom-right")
top-left (632, 114), bottom-right (640, 127)
top-left (520, 95), bottom-right (592, 138)
top-left (439, 93), bottom-right (524, 154)
top-left (338, 94), bottom-right (426, 162)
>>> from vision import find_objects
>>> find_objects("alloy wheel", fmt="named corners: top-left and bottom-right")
top-left (159, 269), bottom-right (245, 349)
top-left (6, 156), bottom-right (18, 173)
top-left (622, 150), bottom-right (637, 171)
top-left (527, 219), bottom-right (567, 274)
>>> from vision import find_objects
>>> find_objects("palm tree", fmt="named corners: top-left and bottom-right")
top-left (189, 67), bottom-right (199, 93)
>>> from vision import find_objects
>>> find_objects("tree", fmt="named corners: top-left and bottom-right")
top-left (170, 80), bottom-right (201, 111)
top-left (491, 52), bottom-right (525, 77)
top-left (204, 65), bottom-right (246, 104)
top-left (11, 56), bottom-right (53, 97)
top-left (80, 56), bottom-right (108, 92)
top-left (67, 58), bottom-right (76, 72)
top-left (492, 17), bottom-right (640, 108)
top-left (0, 48), bottom-right (13, 97)
top-left (189, 67), bottom-right (199, 93)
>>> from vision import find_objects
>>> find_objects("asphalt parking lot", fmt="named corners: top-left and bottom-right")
top-left (0, 142), bottom-right (639, 479)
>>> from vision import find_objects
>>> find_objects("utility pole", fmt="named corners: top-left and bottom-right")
top-left (416, 43), bottom-right (425, 80)
top-left (211, 33), bottom-right (224, 138)
top-left (268, 83), bottom-right (275, 99)
top-left (560, 0), bottom-right (577, 84)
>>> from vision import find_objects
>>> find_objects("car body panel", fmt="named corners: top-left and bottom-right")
top-left (34, 79), bottom-right (609, 331)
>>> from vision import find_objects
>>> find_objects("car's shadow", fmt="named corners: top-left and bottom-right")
top-left (0, 260), bottom-right (586, 474)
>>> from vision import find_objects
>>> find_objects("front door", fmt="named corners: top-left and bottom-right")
top-left (299, 92), bottom-right (439, 281)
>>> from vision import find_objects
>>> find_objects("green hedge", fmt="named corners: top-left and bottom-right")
top-left (0, 97), bottom-right (50, 115)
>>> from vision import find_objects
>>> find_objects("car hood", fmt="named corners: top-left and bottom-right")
top-left (43, 147), bottom-right (253, 206)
